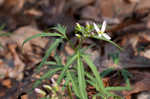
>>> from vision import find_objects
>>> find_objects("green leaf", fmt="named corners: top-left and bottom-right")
top-left (92, 93), bottom-right (104, 99)
top-left (121, 69), bottom-right (132, 79)
top-left (39, 68), bottom-right (61, 81)
top-left (33, 68), bottom-right (61, 89)
top-left (54, 53), bottom-right (62, 65)
top-left (77, 51), bottom-right (88, 99)
top-left (61, 74), bottom-right (70, 91)
top-left (86, 80), bottom-right (98, 90)
top-left (93, 36), bottom-right (123, 51)
top-left (44, 61), bottom-right (57, 65)
top-left (47, 65), bottom-right (64, 69)
top-left (40, 97), bottom-right (50, 99)
top-left (105, 69), bottom-right (132, 92)
top-left (108, 52), bottom-right (120, 64)
top-left (100, 68), bottom-right (114, 77)
top-left (22, 33), bottom-right (62, 47)
top-left (0, 24), bottom-right (6, 30)
top-left (67, 71), bottom-right (80, 97)
top-left (0, 32), bottom-right (11, 36)
top-left (82, 54), bottom-right (105, 93)
top-left (52, 24), bottom-right (66, 36)
top-left (105, 86), bottom-right (131, 91)
top-left (85, 72), bottom-right (96, 84)
top-left (112, 95), bottom-right (123, 99)
top-left (35, 39), bottom-right (62, 73)
top-left (80, 43), bottom-right (96, 52)
top-left (57, 54), bottom-right (77, 84)
top-left (86, 73), bottom-right (101, 92)
top-left (67, 85), bottom-right (74, 99)
top-left (121, 69), bottom-right (132, 89)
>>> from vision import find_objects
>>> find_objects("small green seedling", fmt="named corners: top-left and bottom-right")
top-left (23, 22), bottom-right (131, 99)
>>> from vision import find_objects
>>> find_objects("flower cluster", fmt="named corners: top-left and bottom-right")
top-left (34, 78), bottom-right (61, 98)
top-left (75, 21), bottom-right (111, 40)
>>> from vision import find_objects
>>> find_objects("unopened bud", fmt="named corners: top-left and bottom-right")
top-left (76, 23), bottom-right (82, 30)
top-left (86, 22), bottom-right (90, 29)
top-left (35, 88), bottom-right (46, 96)
top-left (43, 85), bottom-right (52, 91)
top-left (75, 34), bottom-right (81, 38)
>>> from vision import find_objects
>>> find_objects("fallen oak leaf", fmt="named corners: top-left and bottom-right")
top-left (122, 71), bottom-right (150, 99)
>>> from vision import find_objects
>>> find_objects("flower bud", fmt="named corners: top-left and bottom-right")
top-left (75, 34), bottom-right (81, 38)
top-left (43, 85), bottom-right (52, 91)
top-left (76, 23), bottom-right (82, 30)
top-left (35, 88), bottom-right (46, 96)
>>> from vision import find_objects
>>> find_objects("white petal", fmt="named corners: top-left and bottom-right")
top-left (93, 23), bottom-right (100, 32)
top-left (98, 34), bottom-right (102, 37)
top-left (102, 33), bottom-right (111, 40)
top-left (86, 22), bottom-right (90, 27)
top-left (35, 88), bottom-right (41, 93)
top-left (101, 21), bottom-right (107, 33)
top-left (91, 32), bottom-right (94, 35)
top-left (75, 34), bottom-right (79, 36)
top-left (51, 78), bottom-right (56, 84)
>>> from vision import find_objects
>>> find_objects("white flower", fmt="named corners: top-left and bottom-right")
top-left (93, 21), bottom-right (111, 40)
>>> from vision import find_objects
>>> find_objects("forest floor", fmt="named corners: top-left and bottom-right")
top-left (0, 0), bottom-right (150, 99)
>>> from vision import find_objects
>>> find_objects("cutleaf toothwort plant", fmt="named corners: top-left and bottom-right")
top-left (23, 21), bottom-right (131, 99)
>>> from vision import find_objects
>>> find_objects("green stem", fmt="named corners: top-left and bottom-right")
top-left (67, 85), bottom-right (73, 99)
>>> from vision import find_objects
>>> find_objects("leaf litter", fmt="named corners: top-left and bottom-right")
top-left (0, 0), bottom-right (149, 99)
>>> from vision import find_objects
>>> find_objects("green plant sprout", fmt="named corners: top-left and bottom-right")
top-left (23, 21), bottom-right (131, 99)
top-left (0, 24), bottom-right (11, 48)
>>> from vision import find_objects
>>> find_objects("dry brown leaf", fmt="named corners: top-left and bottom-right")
top-left (2, 79), bottom-right (12, 88)
top-left (65, 43), bottom-right (74, 55)
top-left (100, 0), bottom-right (135, 18)
top-left (20, 94), bottom-right (28, 99)
top-left (67, 0), bottom-right (94, 11)
top-left (24, 9), bottom-right (43, 17)
top-left (2, 0), bottom-right (25, 13)
top-left (12, 26), bottom-right (48, 53)
top-left (0, 91), bottom-right (5, 97)
top-left (8, 43), bottom-right (25, 81)
top-left (122, 71), bottom-right (150, 98)
top-left (80, 6), bottom-right (99, 20)
top-left (123, 0), bottom-right (140, 4)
